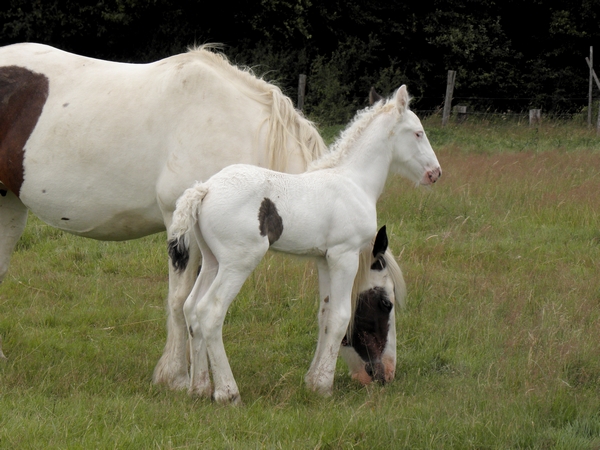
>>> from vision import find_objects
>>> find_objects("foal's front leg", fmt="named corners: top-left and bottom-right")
top-left (305, 251), bottom-right (358, 396)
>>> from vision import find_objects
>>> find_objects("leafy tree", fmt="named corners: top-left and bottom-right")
top-left (1, 0), bottom-right (600, 123)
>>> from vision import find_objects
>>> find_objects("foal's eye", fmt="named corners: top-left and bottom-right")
top-left (415, 131), bottom-right (424, 139)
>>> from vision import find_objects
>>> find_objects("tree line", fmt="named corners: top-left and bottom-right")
top-left (1, 0), bottom-right (599, 124)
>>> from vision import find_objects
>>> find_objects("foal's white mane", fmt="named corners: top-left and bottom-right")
top-left (307, 98), bottom-right (397, 172)
top-left (183, 45), bottom-right (327, 171)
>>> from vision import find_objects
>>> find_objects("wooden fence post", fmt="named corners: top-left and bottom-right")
top-left (585, 57), bottom-right (600, 134)
top-left (454, 105), bottom-right (467, 124)
top-left (529, 109), bottom-right (541, 126)
top-left (298, 74), bottom-right (307, 111)
top-left (589, 47), bottom-right (594, 127)
top-left (442, 70), bottom-right (456, 127)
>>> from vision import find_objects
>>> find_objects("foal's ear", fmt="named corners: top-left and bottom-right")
top-left (395, 85), bottom-right (409, 115)
top-left (369, 87), bottom-right (383, 105)
top-left (372, 225), bottom-right (388, 258)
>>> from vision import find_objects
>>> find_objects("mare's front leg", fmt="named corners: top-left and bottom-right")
top-left (153, 241), bottom-right (200, 390)
top-left (0, 190), bottom-right (28, 359)
top-left (305, 250), bottom-right (358, 396)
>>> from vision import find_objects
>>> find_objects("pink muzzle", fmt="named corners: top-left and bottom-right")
top-left (422, 167), bottom-right (442, 185)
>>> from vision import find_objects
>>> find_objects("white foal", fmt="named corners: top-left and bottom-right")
top-left (169, 85), bottom-right (441, 404)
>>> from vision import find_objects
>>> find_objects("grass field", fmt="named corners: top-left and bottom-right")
top-left (1, 119), bottom-right (600, 448)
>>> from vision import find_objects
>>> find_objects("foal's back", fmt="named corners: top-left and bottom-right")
top-left (197, 164), bottom-right (377, 258)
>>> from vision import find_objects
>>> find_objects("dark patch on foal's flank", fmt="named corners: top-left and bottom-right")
top-left (168, 238), bottom-right (189, 273)
top-left (258, 197), bottom-right (283, 245)
top-left (0, 66), bottom-right (50, 196)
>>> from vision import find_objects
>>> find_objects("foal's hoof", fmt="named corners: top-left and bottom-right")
top-left (305, 372), bottom-right (334, 396)
top-left (212, 392), bottom-right (243, 406)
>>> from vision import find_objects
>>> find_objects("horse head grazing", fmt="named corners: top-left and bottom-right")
top-left (341, 225), bottom-right (406, 385)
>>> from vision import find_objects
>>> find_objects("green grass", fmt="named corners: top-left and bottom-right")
top-left (1, 121), bottom-right (600, 448)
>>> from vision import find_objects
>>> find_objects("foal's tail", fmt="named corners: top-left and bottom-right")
top-left (168, 182), bottom-right (209, 273)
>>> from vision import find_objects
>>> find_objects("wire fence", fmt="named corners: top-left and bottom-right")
top-left (410, 96), bottom-right (593, 123)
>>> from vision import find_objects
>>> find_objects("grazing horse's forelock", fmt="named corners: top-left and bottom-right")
top-left (0, 66), bottom-right (49, 196)
top-left (258, 197), bottom-right (283, 245)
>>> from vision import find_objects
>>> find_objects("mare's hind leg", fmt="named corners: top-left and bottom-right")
top-left (0, 189), bottom-right (28, 359)
top-left (0, 189), bottom-right (28, 282)
top-left (153, 239), bottom-right (200, 390)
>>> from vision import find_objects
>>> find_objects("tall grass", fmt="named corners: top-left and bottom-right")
top-left (1, 120), bottom-right (599, 448)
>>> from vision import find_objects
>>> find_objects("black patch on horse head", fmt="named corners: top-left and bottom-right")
top-left (344, 287), bottom-right (392, 382)
top-left (258, 197), bottom-right (283, 245)
top-left (168, 238), bottom-right (189, 273)
top-left (0, 190), bottom-right (7, 197)
top-left (0, 66), bottom-right (50, 196)
top-left (370, 257), bottom-right (387, 271)
top-left (371, 226), bottom-right (388, 271)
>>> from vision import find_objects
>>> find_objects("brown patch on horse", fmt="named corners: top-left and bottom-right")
top-left (0, 66), bottom-right (49, 196)
top-left (258, 197), bottom-right (283, 245)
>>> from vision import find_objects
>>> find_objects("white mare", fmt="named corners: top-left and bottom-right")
top-left (169, 85), bottom-right (441, 403)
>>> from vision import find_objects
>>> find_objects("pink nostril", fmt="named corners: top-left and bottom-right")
top-left (427, 167), bottom-right (441, 183)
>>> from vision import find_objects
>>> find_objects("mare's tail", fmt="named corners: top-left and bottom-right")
top-left (168, 182), bottom-right (209, 273)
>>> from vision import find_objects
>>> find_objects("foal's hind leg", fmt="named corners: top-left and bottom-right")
top-left (0, 190), bottom-right (28, 359)
top-left (194, 268), bottom-right (255, 404)
top-left (183, 246), bottom-right (219, 398)
top-left (190, 243), bottom-right (268, 405)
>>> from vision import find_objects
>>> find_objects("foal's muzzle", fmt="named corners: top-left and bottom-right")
top-left (422, 167), bottom-right (442, 185)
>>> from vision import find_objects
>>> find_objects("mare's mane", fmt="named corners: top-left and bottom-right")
top-left (184, 45), bottom-right (327, 171)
